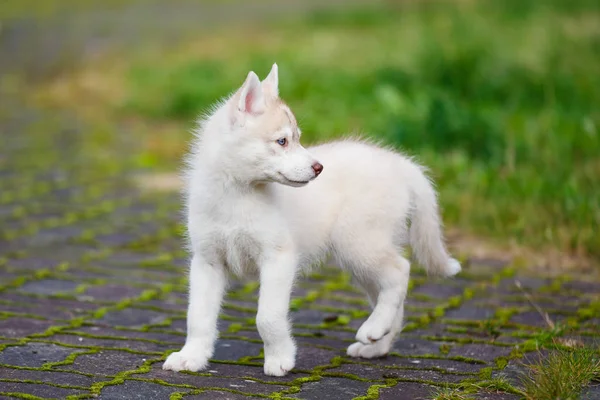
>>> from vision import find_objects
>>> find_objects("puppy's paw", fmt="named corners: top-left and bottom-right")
top-left (264, 353), bottom-right (295, 376)
top-left (346, 341), bottom-right (365, 357)
top-left (355, 319), bottom-right (391, 345)
top-left (446, 258), bottom-right (462, 276)
top-left (346, 341), bottom-right (390, 359)
top-left (163, 345), bottom-right (210, 372)
top-left (263, 340), bottom-right (296, 377)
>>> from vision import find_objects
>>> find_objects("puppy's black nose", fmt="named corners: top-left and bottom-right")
top-left (312, 162), bottom-right (323, 176)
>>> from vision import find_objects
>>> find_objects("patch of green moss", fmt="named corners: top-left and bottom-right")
top-left (411, 293), bottom-right (436, 302)
top-left (439, 344), bottom-right (452, 355)
top-left (495, 357), bottom-right (509, 369)
top-left (89, 358), bottom-right (159, 395)
top-left (494, 307), bottom-right (519, 324)
top-left (42, 349), bottom-right (98, 369)
top-left (389, 352), bottom-right (487, 365)
top-left (29, 338), bottom-right (163, 356)
top-left (577, 300), bottom-right (600, 321)
top-left (0, 393), bottom-right (45, 400)
top-left (477, 367), bottom-right (493, 380)
top-left (228, 323), bottom-right (243, 333)
top-left (222, 302), bottom-right (257, 314)
top-left (0, 378), bottom-right (88, 391)
top-left (421, 335), bottom-right (513, 347)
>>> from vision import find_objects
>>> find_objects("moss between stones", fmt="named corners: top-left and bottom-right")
top-left (29, 339), bottom-right (164, 356)
top-left (3, 197), bottom-right (134, 240)
top-left (88, 358), bottom-right (159, 395)
top-left (42, 349), bottom-right (98, 369)
top-left (0, 311), bottom-right (54, 321)
top-left (0, 378), bottom-right (89, 391)
top-left (63, 329), bottom-right (177, 346)
top-left (353, 380), bottom-right (396, 400)
top-left (389, 352), bottom-right (487, 365)
top-left (0, 393), bottom-right (45, 400)
top-left (420, 335), bottom-right (514, 347)
top-left (346, 359), bottom-right (476, 377)
top-left (577, 300), bottom-right (600, 321)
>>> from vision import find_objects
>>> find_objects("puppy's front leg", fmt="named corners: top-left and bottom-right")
top-left (256, 250), bottom-right (297, 377)
top-left (163, 254), bottom-right (227, 372)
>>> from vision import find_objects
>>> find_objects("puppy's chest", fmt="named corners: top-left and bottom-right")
top-left (196, 195), bottom-right (284, 276)
top-left (219, 227), bottom-right (262, 275)
top-left (208, 213), bottom-right (277, 276)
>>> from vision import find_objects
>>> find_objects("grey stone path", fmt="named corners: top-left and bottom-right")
top-left (1, 1), bottom-right (599, 399)
top-left (1, 102), bottom-right (598, 400)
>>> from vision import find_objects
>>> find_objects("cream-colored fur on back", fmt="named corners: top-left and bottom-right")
top-left (270, 139), bottom-right (460, 277)
top-left (163, 64), bottom-right (461, 377)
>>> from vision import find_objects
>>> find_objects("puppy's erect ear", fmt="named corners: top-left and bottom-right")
top-left (236, 71), bottom-right (265, 114)
top-left (262, 63), bottom-right (279, 98)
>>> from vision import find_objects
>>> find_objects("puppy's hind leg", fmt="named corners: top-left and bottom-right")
top-left (346, 255), bottom-right (409, 359)
top-left (347, 295), bottom-right (405, 358)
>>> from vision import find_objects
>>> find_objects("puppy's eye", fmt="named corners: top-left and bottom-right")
top-left (277, 138), bottom-right (287, 146)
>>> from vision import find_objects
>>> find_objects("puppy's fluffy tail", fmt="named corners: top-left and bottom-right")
top-left (409, 170), bottom-right (461, 277)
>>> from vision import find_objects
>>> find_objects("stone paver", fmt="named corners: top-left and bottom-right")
top-left (1, 2), bottom-right (600, 399)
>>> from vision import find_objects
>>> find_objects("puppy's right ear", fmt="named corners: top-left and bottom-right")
top-left (235, 71), bottom-right (266, 116)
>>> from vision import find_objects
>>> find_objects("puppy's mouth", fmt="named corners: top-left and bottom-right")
top-left (277, 172), bottom-right (310, 187)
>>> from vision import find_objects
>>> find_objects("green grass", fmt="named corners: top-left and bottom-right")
top-left (431, 387), bottom-right (475, 400)
top-left (430, 374), bottom-right (522, 399)
top-left (520, 346), bottom-right (600, 400)
top-left (113, 0), bottom-right (600, 262)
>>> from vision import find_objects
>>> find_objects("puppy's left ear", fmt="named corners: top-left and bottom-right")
top-left (262, 63), bottom-right (279, 98)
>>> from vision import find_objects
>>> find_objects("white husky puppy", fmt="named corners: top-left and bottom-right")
top-left (163, 64), bottom-right (461, 377)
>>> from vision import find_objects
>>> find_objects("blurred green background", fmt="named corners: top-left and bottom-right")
top-left (2, 0), bottom-right (599, 266)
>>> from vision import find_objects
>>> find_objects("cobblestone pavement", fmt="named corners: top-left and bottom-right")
top-left (1, 106), bottom-right (599, 400)
top-left (1, 2), bottom-right (600, 400)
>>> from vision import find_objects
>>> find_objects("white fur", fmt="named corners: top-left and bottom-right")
top-left (163, 64), bottom-right (461, 377)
